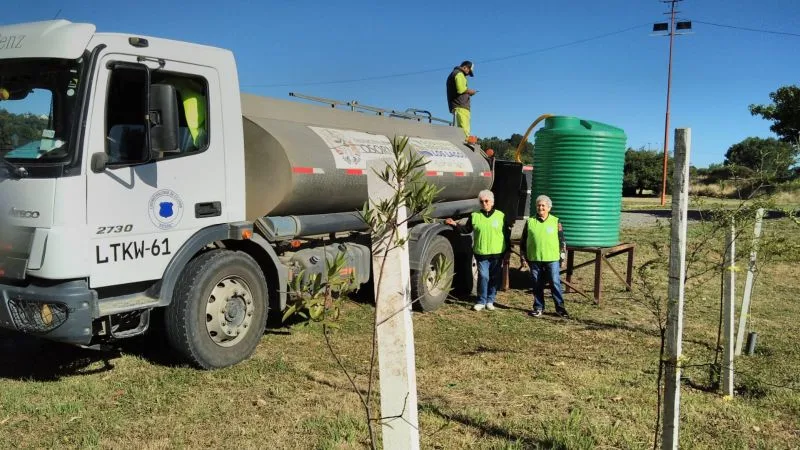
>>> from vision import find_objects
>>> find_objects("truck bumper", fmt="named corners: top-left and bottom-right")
top-left (0, 280), bottom-right (96, 345)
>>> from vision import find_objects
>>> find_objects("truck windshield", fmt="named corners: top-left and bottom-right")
top-left (0, 58), bottom-right (84, 164)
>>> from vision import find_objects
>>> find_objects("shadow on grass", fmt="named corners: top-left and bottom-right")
top-left (461, 343), bottom-right (517, 356)
top-left (0, 311), bottom-right (297, 379)
top-left (735, 380), bottom-right (770, 399)
top-left (266, 307), bottom-right (309, 332)
top-left (575, 317), bottom-right (660, 338)
top-left (682, 374), bottom-right (769, 399)
top-left (574, 317), bottom-right (714, 351)
top-left (0, 330), bottom-right (119, 381)
top-left (0, 323), bottom-right (207, 379)
top-left (444, 294), bottom-right (476, 309)
top-left (682, 376), bottom-right (719, 394)
top-left (420, 402), bottom-right (556, 448)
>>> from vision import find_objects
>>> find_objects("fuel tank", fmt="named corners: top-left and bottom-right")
top-left (241, 94), bottom-right (492, 219)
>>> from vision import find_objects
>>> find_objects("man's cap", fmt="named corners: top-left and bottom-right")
top-left (460, 60), bottom-right (475, 77)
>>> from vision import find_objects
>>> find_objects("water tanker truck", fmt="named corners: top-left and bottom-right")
top-left (0, 20), bottom-right (525, 369)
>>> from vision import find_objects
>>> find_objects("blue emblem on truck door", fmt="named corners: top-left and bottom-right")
top-left (159, 202), bottom-right (174, 218)
top-left (148, 189), bottom-right (184, 230)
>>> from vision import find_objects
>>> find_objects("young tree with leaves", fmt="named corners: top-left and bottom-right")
top-left (283, 136), bottom-right (451, 449)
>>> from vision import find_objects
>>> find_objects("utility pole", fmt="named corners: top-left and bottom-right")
top-left (653, 0), bottom-right (692, 206)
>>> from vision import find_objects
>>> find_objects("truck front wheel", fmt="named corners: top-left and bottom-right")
top-left (165, 249), bottom-right (268, 369)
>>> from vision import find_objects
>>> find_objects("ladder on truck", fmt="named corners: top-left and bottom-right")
top-left (289, 92), bottom-right (454, 126)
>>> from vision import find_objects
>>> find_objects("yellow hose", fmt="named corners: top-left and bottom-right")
top-left (514, 114), bottom-right (554, 163)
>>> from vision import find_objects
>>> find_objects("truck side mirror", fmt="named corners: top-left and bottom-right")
top-left (149, 83), bottom-right (180, 154)
top-left (91, 152), bottom-right (109, 173)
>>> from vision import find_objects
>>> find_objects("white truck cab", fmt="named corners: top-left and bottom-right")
top-left (0, 20), bottom-right (510, 369)
top-left (0, 20), bottom-right (265, 366)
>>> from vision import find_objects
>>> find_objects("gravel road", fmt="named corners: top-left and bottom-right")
top-left (620, 211), bottom-right (671, 229)
top-left (508, 211), bottom-right (668, 240)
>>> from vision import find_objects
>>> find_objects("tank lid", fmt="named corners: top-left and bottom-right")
top-left (537, 116), bottom-right (626, 138)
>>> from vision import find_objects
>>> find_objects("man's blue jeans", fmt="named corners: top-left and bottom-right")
top-left (476, 257), bottom-right (502, 305)
top-left (529, 261), bottom-right (566, 312)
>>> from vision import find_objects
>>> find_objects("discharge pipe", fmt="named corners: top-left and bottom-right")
top-left (514, 114), bottom-right (554, 163)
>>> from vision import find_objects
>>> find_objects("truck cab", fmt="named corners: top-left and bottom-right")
top-left (1, 20), bottom-right (254, 359)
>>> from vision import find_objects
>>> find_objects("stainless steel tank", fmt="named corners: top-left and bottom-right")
top-left (241, 94), bottom-right (492, 219)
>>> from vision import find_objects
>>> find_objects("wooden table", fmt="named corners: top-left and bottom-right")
top-left (563, 243), bottom-right (635, 304)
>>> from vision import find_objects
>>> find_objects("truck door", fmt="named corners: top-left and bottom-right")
top-left (86, 53), bottom-right (226, 288)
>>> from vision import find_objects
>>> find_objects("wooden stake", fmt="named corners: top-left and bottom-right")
top-left (501, 259), bottom-right (510, 291)
top-left (735, 208), bottom-right (764, 356)
top-left (367, 159), bottom-right (420, 449)
top-left (722, 220), bottom-right (736, 397)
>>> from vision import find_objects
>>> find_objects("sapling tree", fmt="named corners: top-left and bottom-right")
top-left (282, 136), bottom-right (452, 449)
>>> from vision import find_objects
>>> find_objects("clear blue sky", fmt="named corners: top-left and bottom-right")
top-left (5, 0), bottom-right (799, 167)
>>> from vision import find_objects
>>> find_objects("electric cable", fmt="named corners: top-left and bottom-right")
top-left (693, 20), bottom-right (800, 38)
top-left (242, 23), bottom-right (651, 88)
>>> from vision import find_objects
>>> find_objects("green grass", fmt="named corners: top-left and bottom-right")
top-left (1, 219), bottom-right (799, 449)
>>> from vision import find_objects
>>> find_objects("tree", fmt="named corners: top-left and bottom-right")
top-left (623, 147), bottom-right (672, 196)
top-left (701, 163), bottom-right (754, 184)
top-left (724, 137), bottom-right (796, 181)
top-left (478, 133), bottom-right (534, 163)
top-left (749, 85), bottom-right (800, 144)
top-left (283, 137), bottom-right (449, 449)
top-left (0, 108), bottom-right (47, 153)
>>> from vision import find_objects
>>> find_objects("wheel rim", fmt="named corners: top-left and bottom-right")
top-left (205, 276), bottom-right (255, 348)
top-left (425, 253), bottom-right (447, 297)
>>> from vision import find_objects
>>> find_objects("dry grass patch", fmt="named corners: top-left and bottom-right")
top-left (1, 219), bottom-right (799, 449)
top-left (690, 182), bottom-right (740, 198)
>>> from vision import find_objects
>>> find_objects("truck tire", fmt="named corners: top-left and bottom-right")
top-left (411, 235), bottom-right (454, 312)
top-left (165, 249), bottom-right (268, 369)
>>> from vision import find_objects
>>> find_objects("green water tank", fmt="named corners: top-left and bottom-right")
top-left (531, 116), bottom-right (627, 248)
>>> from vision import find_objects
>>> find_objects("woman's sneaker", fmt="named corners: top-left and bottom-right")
top-left (528, 309), bottom-right (543, 317)
top-left (486, 303), bottom-right (496, 311)
top-left (473, 303), bottom-right (486, 311)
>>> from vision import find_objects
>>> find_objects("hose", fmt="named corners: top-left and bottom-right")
top-left (514, 114), bottom-right (554, 163)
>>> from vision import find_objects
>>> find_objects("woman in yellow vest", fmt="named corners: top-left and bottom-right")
top-left (520, 195), bottom-right (570, 318)
top-left (445, 190), bottom-right (510, 311)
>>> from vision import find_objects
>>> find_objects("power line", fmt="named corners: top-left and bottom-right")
top-left (694, 20), bottom-right (800, 38)
top-left (476, 23), bottom-right (650, 64)
top-left (242, 23), bottom-right (651, 88)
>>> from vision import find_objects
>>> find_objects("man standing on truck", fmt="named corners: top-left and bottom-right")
top-left (446, 60), bottom-right (477, 139)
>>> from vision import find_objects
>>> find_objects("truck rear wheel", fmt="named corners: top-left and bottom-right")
top-left (411, 235), bottom-right (454, 312)
top-left (165, 249), bottom-right (268, 369)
